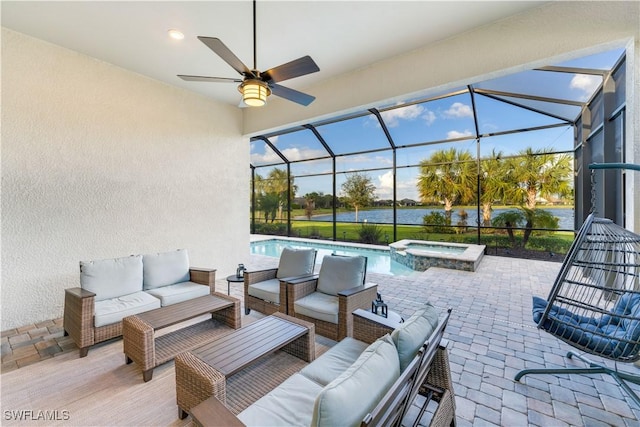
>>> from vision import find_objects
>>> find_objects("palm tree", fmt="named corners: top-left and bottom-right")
top-left (479, 150), bottom-right (508, 226)
top-left (505, 148), bottom-right (572, 210)
top-left (264, 168), bottom-right (297, 222)
top-left (417, 148), bottom-right (475, 223)
top-left (341, 173), bottom-right (376, 223)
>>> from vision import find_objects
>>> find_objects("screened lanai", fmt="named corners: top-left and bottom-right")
top-left (250, 47), bottom-right (628, 258)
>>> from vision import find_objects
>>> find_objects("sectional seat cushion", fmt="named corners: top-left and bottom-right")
top-left (94, 291), bottom-right (161, 327)
top-left (276, 247), bottom-right (316, 279)
top-left (299, 337), bottom-right (369, 386)
top-left (80, 255), bottom-right (143, 302)
top-left (145, 281), bottom-right (210, 306)
top-left (294, 292), bottom-right (339, 324)
top-left (143, 249), bottom-right (190, 290)
top-left (391, 302), bottom-right (440, 371)
top-left (311, 334), bottom-right (400, 427)
top-left (316, 255), bottom-right (366, 296)
top-left (237, 373), bottom-right (323, 426)
top-left (248, 278), bottom-right (281, 304)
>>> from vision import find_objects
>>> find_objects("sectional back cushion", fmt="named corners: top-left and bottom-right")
top-left (80, 255), bottom-right (143, 302)
top-left (276, 247), bottom-right (317, 279)
top-left (143, 249), bottom-right (190, 290)
top-left (311, 334), bottom-right (399, 427)
top-left (391, 302), bottom-right (440, 371)
top-left (316, 255), bottom-right (366, 296)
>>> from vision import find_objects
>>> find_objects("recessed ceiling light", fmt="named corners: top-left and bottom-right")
top-left (168, 29), bottom-right (184, 40)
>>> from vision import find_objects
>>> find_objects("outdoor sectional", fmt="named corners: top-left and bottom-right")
top-left (183, 303), bottom-right (455, 427)
top-left (63, 249), bottom-right (216, 357)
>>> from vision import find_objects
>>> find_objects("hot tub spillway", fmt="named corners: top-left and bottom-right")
top-left (389, 239), bottom-right (485, 272)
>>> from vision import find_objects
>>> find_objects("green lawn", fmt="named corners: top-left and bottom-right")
top-left (252, 219), bottom-right (575, 254)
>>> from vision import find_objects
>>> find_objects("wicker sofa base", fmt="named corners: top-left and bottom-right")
top-left (244, 294), bottom-right (283, 316)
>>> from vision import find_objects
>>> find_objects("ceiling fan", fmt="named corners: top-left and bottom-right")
top-left (178, 0), bottom-right (320, 107)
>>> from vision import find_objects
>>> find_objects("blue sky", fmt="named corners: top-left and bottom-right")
top-left (251, 48), bottom-right (624, 201)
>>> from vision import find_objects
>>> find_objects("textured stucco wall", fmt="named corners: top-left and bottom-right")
top-left (1, 28), bottom-right (248, 330)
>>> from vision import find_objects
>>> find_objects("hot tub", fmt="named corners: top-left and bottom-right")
top-left (389, 239), bottom-right (485, 272)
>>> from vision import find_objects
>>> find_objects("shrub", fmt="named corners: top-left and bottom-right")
top-left (357, 223), bottom-right (383, 244)
top-left (422, 211), bottom-right (451, 234)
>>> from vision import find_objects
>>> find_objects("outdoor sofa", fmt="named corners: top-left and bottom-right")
top-left (186, 303), bottom-right (455, 427)
top-left (63, 249), bottom-right (216, 357)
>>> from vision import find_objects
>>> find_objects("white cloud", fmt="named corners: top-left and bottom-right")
top-left (443, 102), bottom-right (473, 118)
top-left (380, 104), bottom-right (424, 127)
top-left (446, 129), bottom-right (474, 139)
top-left (375, 171), bottom-right (418, 200)
top-left (423, 110), bottom-right (436, 125)
top-left (570, 74), bottom-right (601, 101)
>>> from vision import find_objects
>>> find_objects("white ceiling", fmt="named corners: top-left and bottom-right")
top-left (2, 1), bottom-right (546, 107)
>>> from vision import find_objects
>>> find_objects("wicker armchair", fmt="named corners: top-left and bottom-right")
top-left (64, 267), bottom-right (216, 357)
top-left (244, 247), bottom-right (316, 315)
top-left (287, 255), bottom-right (378, 341)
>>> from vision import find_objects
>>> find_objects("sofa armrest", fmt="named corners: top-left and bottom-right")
top-left (286, 277), bottom-right (319, 315)
top-left (352, 308), bottom-right (397, 344)
top-left (189, 268), bottom-right (217, 293)
top-left (337, 283), bottom-right (378, 340)
top-left (63, 287), bottom-right (96, 357)
top-left (190, 396), bottom-right (246, 427)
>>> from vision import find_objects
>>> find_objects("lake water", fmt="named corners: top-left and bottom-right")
top-left (309, 207), bottom-right (574, 230)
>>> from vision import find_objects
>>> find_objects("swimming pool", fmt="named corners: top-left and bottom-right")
top-left (250, 238), bottom-right (417, 276)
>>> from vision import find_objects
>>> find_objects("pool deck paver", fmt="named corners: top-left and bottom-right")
top-left (2, 253), bottom-right (640, 425)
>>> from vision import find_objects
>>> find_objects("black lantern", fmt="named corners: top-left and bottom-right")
top-left (371, 292), bottom-right (388, 318)
top-left (236, 263), bottom-right (246, 278)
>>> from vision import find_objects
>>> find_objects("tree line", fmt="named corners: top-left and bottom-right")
top-left (253, 147), bottom-right (573, 244)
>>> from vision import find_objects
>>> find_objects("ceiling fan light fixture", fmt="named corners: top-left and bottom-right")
top-left (239, 79), bottom-right (271, 107)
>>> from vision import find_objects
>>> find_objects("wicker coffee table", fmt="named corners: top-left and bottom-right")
top-left (123, 293), bottom-right (241, 382)
top-left (175, 312), bottom-right (315, 419)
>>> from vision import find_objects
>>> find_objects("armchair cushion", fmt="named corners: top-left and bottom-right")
top-left (276, 247), bottom-right (316, 279)
top-left (94, 291), bottom-right (161, 327)
top-left (316, 255), bottom-right (366, 296)
top-left (80, 255), bottom-right (143, 302)
top-left (237, 373), bottom-right (322, 427)
top-left (391, 302), bottom-right (440, 371)
top-left (311, 334), bottom-right (400, 427)
top-left (145, 281), bottom-right (210, 306)
top-left (143, 249), bottom-right (190, 290)
top-left (294, 292), bottom-right (339, 324)
top-left (247, 278), bottom-right (281, 304)
top-left (299, 337), bottom-right (369, 386)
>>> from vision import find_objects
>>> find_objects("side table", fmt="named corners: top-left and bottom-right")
top-left (225, 274), bottom-right (244, 295)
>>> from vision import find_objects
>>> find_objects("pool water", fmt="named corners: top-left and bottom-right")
top-left (405, 243), bottom-right (466, 254)
top-left (250, 239), bottom-right (416, 276)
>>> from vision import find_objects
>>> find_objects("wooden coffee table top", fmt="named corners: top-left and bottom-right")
top-left (191, 315), bottom-right (308, 377)
top-left (136, 294), bottom-right (234, 330)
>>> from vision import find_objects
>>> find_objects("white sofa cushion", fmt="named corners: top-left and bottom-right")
top-left (316, 255), bottom-right (366, 296)
top-left (294, 292), bottom-right (338, 324)
top-left (144, 281), bottom-right (209, 306)
top-left (247, 278), bottom-right (281, 304)
top-left (237, 373), bottom-right (323, 427)
top-left (391, 302), bottom-right (440, 371)
top-left (276, 247), bottom-right (316, 279)
top-left (80, 255), bottom-right (143, 302)
top-left (94, 291), bottom-right (161, 327)
top-left (299, 337), bottom-right (369, 386)
top-left (143, 249), bottom-right (190, 290)
top-left (311, 335), bottom-right (400, 427)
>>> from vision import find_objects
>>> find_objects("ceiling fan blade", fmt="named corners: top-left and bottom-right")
top-left (262, 56), bottom-right (320, 83)
top-left (178, 75), bottom-right (242, 83)
top-left (269, 84), bottom-right (316, 106)
top-left (197, 36), bottom-right (255, 78)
